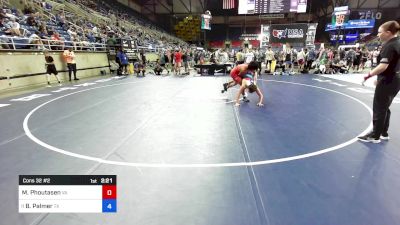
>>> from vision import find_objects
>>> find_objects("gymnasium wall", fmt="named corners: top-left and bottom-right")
top-left (0, 51), bottom-right (109, 92)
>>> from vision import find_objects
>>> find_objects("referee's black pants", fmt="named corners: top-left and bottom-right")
top-left (67, 63), bottom-right (77, 80)
top-left (372, 74), bottom-right (400, 138)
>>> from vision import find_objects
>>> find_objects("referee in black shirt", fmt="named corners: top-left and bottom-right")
top-left (358, 21), bottom-right (400, 143)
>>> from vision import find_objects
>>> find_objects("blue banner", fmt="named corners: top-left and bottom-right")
top-left (325, 19), bottom-right (375, 31)
top-left (326, 24), bottom-right (337, 31)
top-left (346, 19), bottom-right (375, 29)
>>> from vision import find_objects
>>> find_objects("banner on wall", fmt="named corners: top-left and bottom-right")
top-left (260, 25), bottom-right (270, 48)
top-left (261, 23), bottom-right (317, 47)
top-left (201, 14), bottom-right (212, 30)
top-left (269, 24), bottom-right (308, 43)
top-left (325, 19), bottom-right (375, 31)
top-left (306, 23), bottom-right (318, 46)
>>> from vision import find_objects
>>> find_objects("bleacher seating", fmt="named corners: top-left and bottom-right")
top-left (1, 0), bottom-right (188, 52)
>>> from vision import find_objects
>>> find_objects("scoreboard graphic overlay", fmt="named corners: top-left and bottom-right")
top-left (19, 175), bottom-right (117, 213)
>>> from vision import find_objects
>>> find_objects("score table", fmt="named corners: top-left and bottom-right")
top-left (19, 175), bottom-right (117, 213)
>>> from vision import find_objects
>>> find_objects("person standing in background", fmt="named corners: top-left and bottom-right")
top-left (173, 48), bottom-right (182, 75)
top-left (296, 48), bottom-right (306, 73)
top-left (244, 48), bottom-right (255, 64)
top-left (236, 49), bottom-right (244, 65)
top-left (265, 46), bottom-right (275, 72)
top-left (63, 47), bottom-right (79, 81)
top-left (371, 46), bottom-right (380, 67)
top-left (353, 47), bottom-right (362, 72)
top-left (254, 49), bottom-right (263, 74)
top-left (306, 47), bottom-right (316, 71)
top-left (284, 44), bottom-right (294, 75)
top-left (182, 49), bottom-right (189, 74)
top-left (117, 49), bottom-right (129, 75)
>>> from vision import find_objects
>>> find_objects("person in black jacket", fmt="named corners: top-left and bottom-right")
top-left (358, 21), bottom-right (400, 143)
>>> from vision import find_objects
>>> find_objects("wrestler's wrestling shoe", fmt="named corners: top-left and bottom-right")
top-left (221, 83), bottom-right (228, 93)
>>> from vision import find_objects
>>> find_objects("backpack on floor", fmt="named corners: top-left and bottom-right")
top-left (117, 68), bottom-right (123, 75)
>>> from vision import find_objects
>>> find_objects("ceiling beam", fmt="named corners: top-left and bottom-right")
top-left (379, 0), bottom-right (392, 8)
top-left (177, 0), bottom-right (191, 13)
top-left (358, 0), bottom-right (368, 8)
top-left (199, 0), bottom-right (204, 12)
top-left (142, 4), bottom-right (154, 14)
top-left (157, 0), bottom-right (173, 13)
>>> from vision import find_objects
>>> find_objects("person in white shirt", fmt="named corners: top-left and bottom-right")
top-left (29, 31), bottom-right (44, 49)
top-left (244, 49), bottom-right (254, 64)
top-left (372, 46), bottom-right (380, 67)
top-left (67, 27), bottom-right (80, 49)
top-left (8, 18), bottom-right (19, 29)
top-left (92, 26), bottom-right (98, 34)
top-left (217, 49), bottom-right (229, 64)
top-left (7, 18), bottom-right (21, 36)
top-left (297, 48), bottom-right (306, 72)
top-left (67, 27), bottom-right (78, 41)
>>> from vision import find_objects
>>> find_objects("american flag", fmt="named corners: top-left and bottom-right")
top-left (223, 0), bottom-right (235, 9)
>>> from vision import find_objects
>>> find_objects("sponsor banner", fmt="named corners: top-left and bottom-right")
top-left (326, 24), bottom-right (336, 31)
top-left (306, 23), bottom-right (317, 45)
top-left (346, 19), bottom-right (375, 29)
top-left (261, 23), bottom-right (316, 46)
top-left (325, 19), bottom-right (375, 31)
top-left (260, 25), bottom-right (270, 47)
top-left (269, 24), bottom-right (308, 43)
